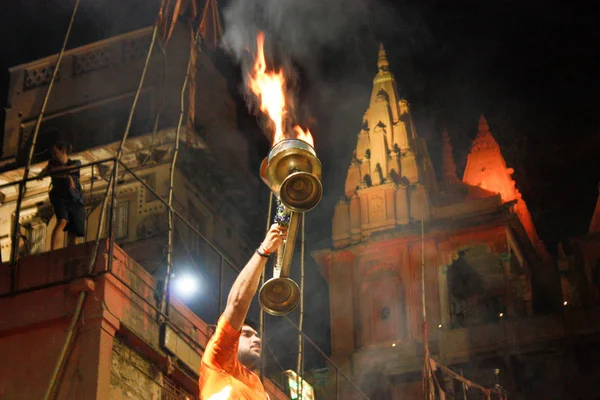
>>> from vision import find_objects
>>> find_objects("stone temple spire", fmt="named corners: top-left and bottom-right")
top-left (463, 114), bottom-right (514, 201)
top-left (346, 42), bottom-right (425, 191)
top-left (441, 129), bottom-right (459, 184)
top-left (334, 43), bottom-right (437, 245)
top-left (377, 43), bottom-right (389, 72)
top-left (463, 115), bottom-right (548, 259)
top-left (471, 114), bottom-right (500, 152)
top-left (589, 183), bottom-right (600, 233)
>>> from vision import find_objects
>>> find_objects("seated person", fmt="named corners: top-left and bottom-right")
top-left (39, 142), bottom-right (85, 250)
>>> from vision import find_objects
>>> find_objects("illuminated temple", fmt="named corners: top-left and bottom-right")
top-left (313, 45), bottom-right (600, 399)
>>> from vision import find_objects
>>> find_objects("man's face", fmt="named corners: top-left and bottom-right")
top-left (237, 325), bottom-right (261, 369)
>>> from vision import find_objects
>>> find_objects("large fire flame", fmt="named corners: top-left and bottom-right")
top-left (248, 32), bottom-right (314, 148)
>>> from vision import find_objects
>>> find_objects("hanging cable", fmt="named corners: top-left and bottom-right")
top-left (420, 217), bottom-right (435, 400)
top-left (296, 213), bottom-right (305, 397)
top-left (9, 0), bottom-right (81, 272)
top-left (158, 27), bottom-right (201, 318)
top-left (42, 8), bottom-right (163, 399)
top-left (260, 191), bottom-right (274, 382)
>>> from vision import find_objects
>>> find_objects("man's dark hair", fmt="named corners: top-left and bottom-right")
top-left (243, 318), bottom-right (259, 332)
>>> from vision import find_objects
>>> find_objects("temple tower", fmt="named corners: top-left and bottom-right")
top-left (463, 115), bottom-right (550, 262)
top-left (334, 44), bottom-right (437, 248)
top-left (314, 46), bottom-right (574, 400)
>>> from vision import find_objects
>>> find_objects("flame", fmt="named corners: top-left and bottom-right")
top-left (293, 125), bottom-right (314, 148)
top-left (248, 32), bottom-right (286, 144)
top-left (248, 32), bottom-right (314, 148)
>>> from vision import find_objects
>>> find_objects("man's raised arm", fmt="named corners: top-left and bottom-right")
top-left (222, 223), bottom-right (285, 331)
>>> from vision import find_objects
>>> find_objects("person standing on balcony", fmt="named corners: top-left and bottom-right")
top-left (199, 223), bottom-right (286, 400)
top-left (39, 142), bottom-right (85, 250)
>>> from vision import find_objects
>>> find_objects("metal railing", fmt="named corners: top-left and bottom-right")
top-left (0, 154), bottom-right (370, 400)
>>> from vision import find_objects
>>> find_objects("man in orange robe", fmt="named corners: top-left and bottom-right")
top-left (199, 223), bottom-right (286, 399)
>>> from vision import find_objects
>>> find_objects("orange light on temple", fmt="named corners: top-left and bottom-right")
top-left (293, 125), bottom-right (314, 148)
top-left (248, 32), bottom-right (286, 145)
top-left (248, 32), bottom-right (315, 148)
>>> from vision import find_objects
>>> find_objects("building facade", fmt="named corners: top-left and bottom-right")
top-left (0, 22), bottom-right (286, 399)
top-left (314, 45), bottom-right (600, 399)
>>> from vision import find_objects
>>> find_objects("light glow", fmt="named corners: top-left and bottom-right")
top-left (173, 274), bottom-right (199, 298)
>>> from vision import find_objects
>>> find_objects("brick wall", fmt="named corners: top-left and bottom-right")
top-left (110, 338), bottom-right (163, 400)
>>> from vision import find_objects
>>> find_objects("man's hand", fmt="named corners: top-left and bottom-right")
top-left (259, 224), bottom-right (287, 255)
top-left (222, 224), bottom-right (287, 331)
top-left (37, 165), bottom-right (49, 180)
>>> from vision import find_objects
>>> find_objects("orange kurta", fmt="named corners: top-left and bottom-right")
top-left (199, 317), bottom-right (268, 400)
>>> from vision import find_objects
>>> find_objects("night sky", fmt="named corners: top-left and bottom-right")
top-left (1, 0), bottom-right (599, 374)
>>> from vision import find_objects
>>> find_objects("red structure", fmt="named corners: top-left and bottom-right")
top-left (0, 240), bottom-right (288, 399)
top-left (0, 14), bottom-right (290, 398)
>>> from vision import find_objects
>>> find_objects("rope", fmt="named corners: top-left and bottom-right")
top-left (159, 27), bottom-right (201, 318)
top-left (140, 40), bottom-right (168, 167)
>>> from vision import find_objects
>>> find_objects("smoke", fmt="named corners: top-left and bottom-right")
top-left (222, 0), bottom-right (371, 62)
top-left (221, 0), bottom-right (425, 127)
